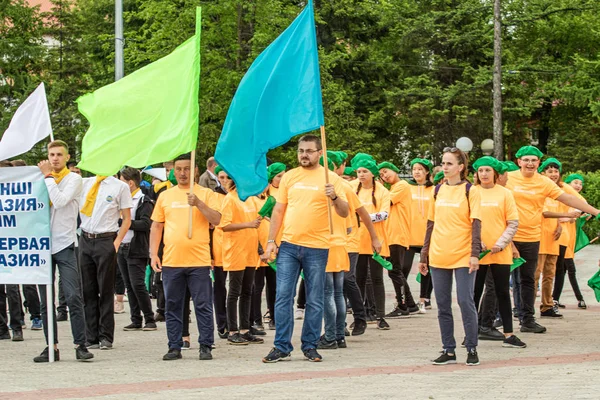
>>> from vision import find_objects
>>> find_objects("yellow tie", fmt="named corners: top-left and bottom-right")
top-left (51, 167), bottom-right (70, 185)
top-left (154, 181), bottom-right (173, 193)
top-left (131, 188), bottom-right (140, 198)
top-left (80, 176), bottom-right (107, 217)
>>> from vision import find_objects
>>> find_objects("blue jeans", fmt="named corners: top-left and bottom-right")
top-left (162, 267), bottom-right (214, 350)
top-left (324, 271), bottom-right (345, 342)
top-left (274, 242), bottom-right (328, 354)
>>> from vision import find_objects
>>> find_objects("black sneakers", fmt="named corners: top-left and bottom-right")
top-left (12, 329), bottom-right (23, 342)
top-left (227, 332), bottom-right (249, 345)
top-left (262, 347), bottom-right (291, 363)
top-left (0, 331), bottom-right (10, 340)
top-left (99, 339), bottom-right (113, 350)
top-left (502, 335), bottom-right (527, 348)
top-left (479, 326), bottom-right (505, 341)
top-left (424, 300), bottom-right (432, 310)
top-left (218, 328), bottom-right (229, 339)
top-left (540, 309), bottom-right (563, 318)
top-left (163, 348), bottom-right (182, 361)
top-left (250, 326), bottom-right (267, 336)
top-left (317, 336), bottom-right (338, 350)
top-left (520, 321), bottom-right (547, 333)
top-left (432, 350), bottom-right (456, 365)
top-left (143, 322), bottom-right (158, 331)
top-left (154, 312), bottom-right (165, 322)
top-left (385, 306), bottom-right (410, 319)
top-left (33, 347), bottom-right (60, 363)
top-left (241, 331), bottom-right (264, 344)
top-left (377, 318), bottom-right (390, 330)
top-left (351, 319), bottom-right (367, 336)
top-left (578, 300), bottom-right (587, 309)
top-left (199, 344), bottom-right (212, 360)
top-left (466, 349), bottom-right (480, 366)
top-left (408, 305), bottom-right (420, 315)
top-left (76, 345), bottom-right (94, 361)
top-left (337, 339), bottom-right (347, 348)
top-left (303, 348), bottom-right (322, 362)
top-left (123, 323), bottom-right (142, 331)
top-left (56, 312), bottom-right (68, 322)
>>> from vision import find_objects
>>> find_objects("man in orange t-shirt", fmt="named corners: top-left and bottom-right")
top-left (150, 153), bottom-right (222, 361)
top-left (262, 135), bottom-right (350, 363)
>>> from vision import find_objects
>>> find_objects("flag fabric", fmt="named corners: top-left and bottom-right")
top-left (0, 83), bottom-right (52, 161)
top-left (76, 8), bottom-right (202, 176)
top-left (587, 270), bottom-right (600, 302)
top-left (215, 0), bottom-right (324, 200)
top-left (575, 216), bottom-right (591, 253)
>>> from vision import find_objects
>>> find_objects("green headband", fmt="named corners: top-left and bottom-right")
top-left (410, 158), bottom-right (433, 172)
top-left (433, 171), bottom-right (445, 185)
top-left (343, 166), bottom-right (357, 178)
top-left (353, 158), bottom-right (379, 177)
top-left (377, 161), bottom-right (399, 173)
top-left (515, 145), bottom-right (543, 159)
top-left (564, 173), bottom-right (584, 185)
top-left (473, 156), bottom-right (502, 173)
top-left (503, 161), bottom-right (520, 172)
top-left (538, 157), bottom-right (562, 173)
top-left (214, 166), bottom-right (223, 176)
top-left (267, 162), bottom-right (286, 182)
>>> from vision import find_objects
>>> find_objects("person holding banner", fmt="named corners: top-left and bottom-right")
top-left (150, 153), bottom-right (221, 361)
top-left (262, 135), bottom-right (349, 363)
top-left (79, 167), bottom-right (132, 350)
top-left (33, 140), bottom-right (93, 362)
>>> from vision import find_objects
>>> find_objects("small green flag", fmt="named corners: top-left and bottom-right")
top-left (145, 265), bottom-right (152, 292)
top-left (76, 8), bottom-right (202, 176)
top-left (416, 272), bottom-right (422, 283)
top-left (258, 196), bottom-right (277, 218)
top-left (510, 257), bottom-right (526, 272)
top-left (372, 252), bottom-right (393, 271)
top-left (268, 260), bottom-right (277, 272)
top-left (479, 250), bottom-right (491, 260)
top-left (575, 216), bottom-right (591, 253)
top-left (587, 270), bottom-right (600, 302)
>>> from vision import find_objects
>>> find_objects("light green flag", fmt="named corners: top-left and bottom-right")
top-left (76, 8), bottom-right (202, 176)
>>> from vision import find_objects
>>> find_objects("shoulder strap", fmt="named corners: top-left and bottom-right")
top-left (465, 182), bottom-right (472, 199)
top-left (433, 184), bottom-right (442, 200)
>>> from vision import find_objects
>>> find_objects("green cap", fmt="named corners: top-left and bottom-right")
top-left (433, 171), bottom-right (445, 185)
top-left (564, 173), bottom-right (584, 185)
top-left (473, 156), bottom-right (502, 173)
top-left (343, 167), bottom-right (357, 178)
top-left (351, 153), bottom-right (379, 177)
top-left (497, 162), bottom-right (509, 175)
top-left (515, 145), bottom-right (543, 159)
top-left (215, 165), bottom-right (223, 176)
top-left (538, 157), bottom-right (562, 173)
top-left (350, 153), bottom-right (376, 168)
top-left (320, 151), bottom-right (344, 169)
top-left (267, 162), bottom-right (286, 182)
top-left (377, 161), bottom-right (400, 173)
top-left (503, 161), bottom-right (520, 172)
top-left (319, 156), bottom-right (335, 171)
top-left (410, 158), bottom-right (433, 172)
top-left (168, 168), bottom-right (177, 186)
top-left (337, 151), bottom-right (348, 162)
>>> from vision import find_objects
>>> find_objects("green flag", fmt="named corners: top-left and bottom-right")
top-left (587, 270), bottom-right (600, 302)
top-left (575, 216), bottom-right (591, 253)
top-left (76, 8), bottom-right (202, 176)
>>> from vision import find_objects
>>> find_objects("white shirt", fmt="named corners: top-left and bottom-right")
top-left (45, 172), bottom-right (83, 255)
top-left (80, 176), bottom-right (132, 234)
top-left (208, 170), bottom-right (221, 188)
top-left (122, 190), bottom-right (143, 244)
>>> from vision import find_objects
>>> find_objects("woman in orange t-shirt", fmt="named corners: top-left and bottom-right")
top-left (211, 166), bottom-right (229, 339)
top-left (472, 156), bottom-right (526, 349)
top-left (419, 147), bottom-right (481, 366)
top-left (221, 178), bottom-right (262, 345)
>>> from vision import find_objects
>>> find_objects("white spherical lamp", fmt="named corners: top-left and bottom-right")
top-left (481, 139), bottom-right (494, 155)
top-left (456, 137), bottom-right (473, 152)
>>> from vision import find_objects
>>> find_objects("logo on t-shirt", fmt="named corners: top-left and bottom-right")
top-left (481, 202), bottom-right (499, 207)
top-left (437, 199), bottom-right (461, 208)
top-left (170, 201), bottom-right (189, 209)
top-left (293, 183), bottom-right (319, 191)
top-left (106, 195), bottom-right (114, 203)
top-left (412, 194), bottom-right (430, 201)
top-left (513, 186), bottom-right (536, 195)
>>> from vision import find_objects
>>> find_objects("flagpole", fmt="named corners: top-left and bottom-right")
top-left (188, 150), bottom-right (196, 239)
top-left (320, 125), bottom-right (333, 234)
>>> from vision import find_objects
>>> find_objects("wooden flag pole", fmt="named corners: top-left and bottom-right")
top-left (320, 125), bottom-right (334, 234)
top-left (188, 150), bottom-right (196, 239)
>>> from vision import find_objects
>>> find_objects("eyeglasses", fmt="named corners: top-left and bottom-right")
top-left (520, 158), bottom-right (539, 164)
top-left (297, 149), bottom-right (319, 155)
top-left (443, 147), bottom-right (459, 153)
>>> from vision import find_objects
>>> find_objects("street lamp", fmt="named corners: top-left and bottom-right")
top-left (481, 139), bottom-right (494, 156)
top-left (456, 137), bottom-right (473, 153)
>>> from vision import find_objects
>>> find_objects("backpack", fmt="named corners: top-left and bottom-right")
top-left (433, 182), bottom-right (473, 208)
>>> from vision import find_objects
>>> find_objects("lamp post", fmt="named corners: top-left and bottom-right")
top-left (481, 139), bottom-right (494, 156)
top-left (456, 137), bottom-right (474, 153)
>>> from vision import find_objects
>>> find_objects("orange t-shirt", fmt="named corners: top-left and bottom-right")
top-left (428, 183), bottom-right (480, 269)
top-left (151, 184), bottom-right (220, 267)
top-left (255, 196), bottom-right (271, 267)
top-left (539, 197), bottom-right (561, 256)
top-left (276, 166), bottom-right (347, 249)
top-left (326, 246), bottom-right (350, 272)
top-left (506, 171), bottom-right (564, 242)
top-left (212, 192), bottom-right (226, 266)
top-left (475, 185), bottom-right (518, 265)
top-left (342, 180), bottom-right (363, 253)
top-left (387, 180), bottom-right (412, 248)
top-left (352, 180), bottom-right (390, 257)
top-left (564, 184), bottom-right (586, 258)
top-left (220, 190), bottom-right (259, 271)
top-left (408, 184), bottom-right (433, 247)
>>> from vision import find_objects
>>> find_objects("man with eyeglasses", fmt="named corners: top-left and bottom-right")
top-left (261, 134), bottom-right (350, 363)
top-left (506, 145), bottom-right (600, 334)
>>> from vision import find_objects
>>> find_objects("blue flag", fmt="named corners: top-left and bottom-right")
top-left (215, 0), bottom-right (324, 200)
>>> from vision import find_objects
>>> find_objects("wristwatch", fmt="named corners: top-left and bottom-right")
top-left (267, 240), bottom-right (276, 244)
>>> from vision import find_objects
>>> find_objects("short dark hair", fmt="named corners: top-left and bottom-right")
top-left (120, 166), bottom-right (141, 187)
top-left (67, 161), bottom-right (78, 168)
top-left (298, 134), bottom-right (322, 150)
top-left (174, 153), bottom-right (191, 163)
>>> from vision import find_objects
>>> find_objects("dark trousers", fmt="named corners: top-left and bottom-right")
top-left (513, 241), bottom-right (540, 324)
top-left (478, 269), bottom-right (497, 328)
top-left (401, 247), bottom-right (420, 306)
top-left (162, 267), bottom-right (214, 349)
top-left (474, 265), bottom-right (513, 333)
top-left (115, 264), bottom-right (125, 296)
top-left (117, 244), bottom-right (154, 325)
top-left (227, 267), bottom-right (255, 332)
top-left (553, 257), bottom-right (584, 302)
top-left (79, 235), bottom-right (117, 344)
top-left (57, 278), bottom-right (68, 315)
top-left (38, 244), bottom-right (87, 346)
top-left (0, 284), bottom-right (22, 332)
top-left (213, 267), bottom-right (228, 332)
top-left (356, 254), bottom-right (385, 318)
top-left (251, 267), bottom-right (276, 326)
top-left (265, 267), bottom-right (277, 322)
top-left (155, 272), bottom-right (165, 316)
top-left (389, 245), bottom-right (409, 306)
top-left (345, 252), bottom-right (366, 322)
top-left (22, 285), bottom-right (41, 320)
top-left (183, 290), bottom-right (191, 337)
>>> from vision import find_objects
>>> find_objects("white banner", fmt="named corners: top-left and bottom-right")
top-left (0, 167), bottom-right (52, 284)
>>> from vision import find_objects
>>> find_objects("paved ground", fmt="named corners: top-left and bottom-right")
top-left (1, 246), bottom-right (599, 400)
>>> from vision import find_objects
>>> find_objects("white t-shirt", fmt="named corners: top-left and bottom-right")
top-left (45, 172), bottom-right (82, 255)
top-left (79, 176), bottom-right (132, 234)
top-left (122, 190), bottom-right (143, 244)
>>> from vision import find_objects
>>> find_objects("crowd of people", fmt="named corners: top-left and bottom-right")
top-left (1, 136), bottom-right (598, 366)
